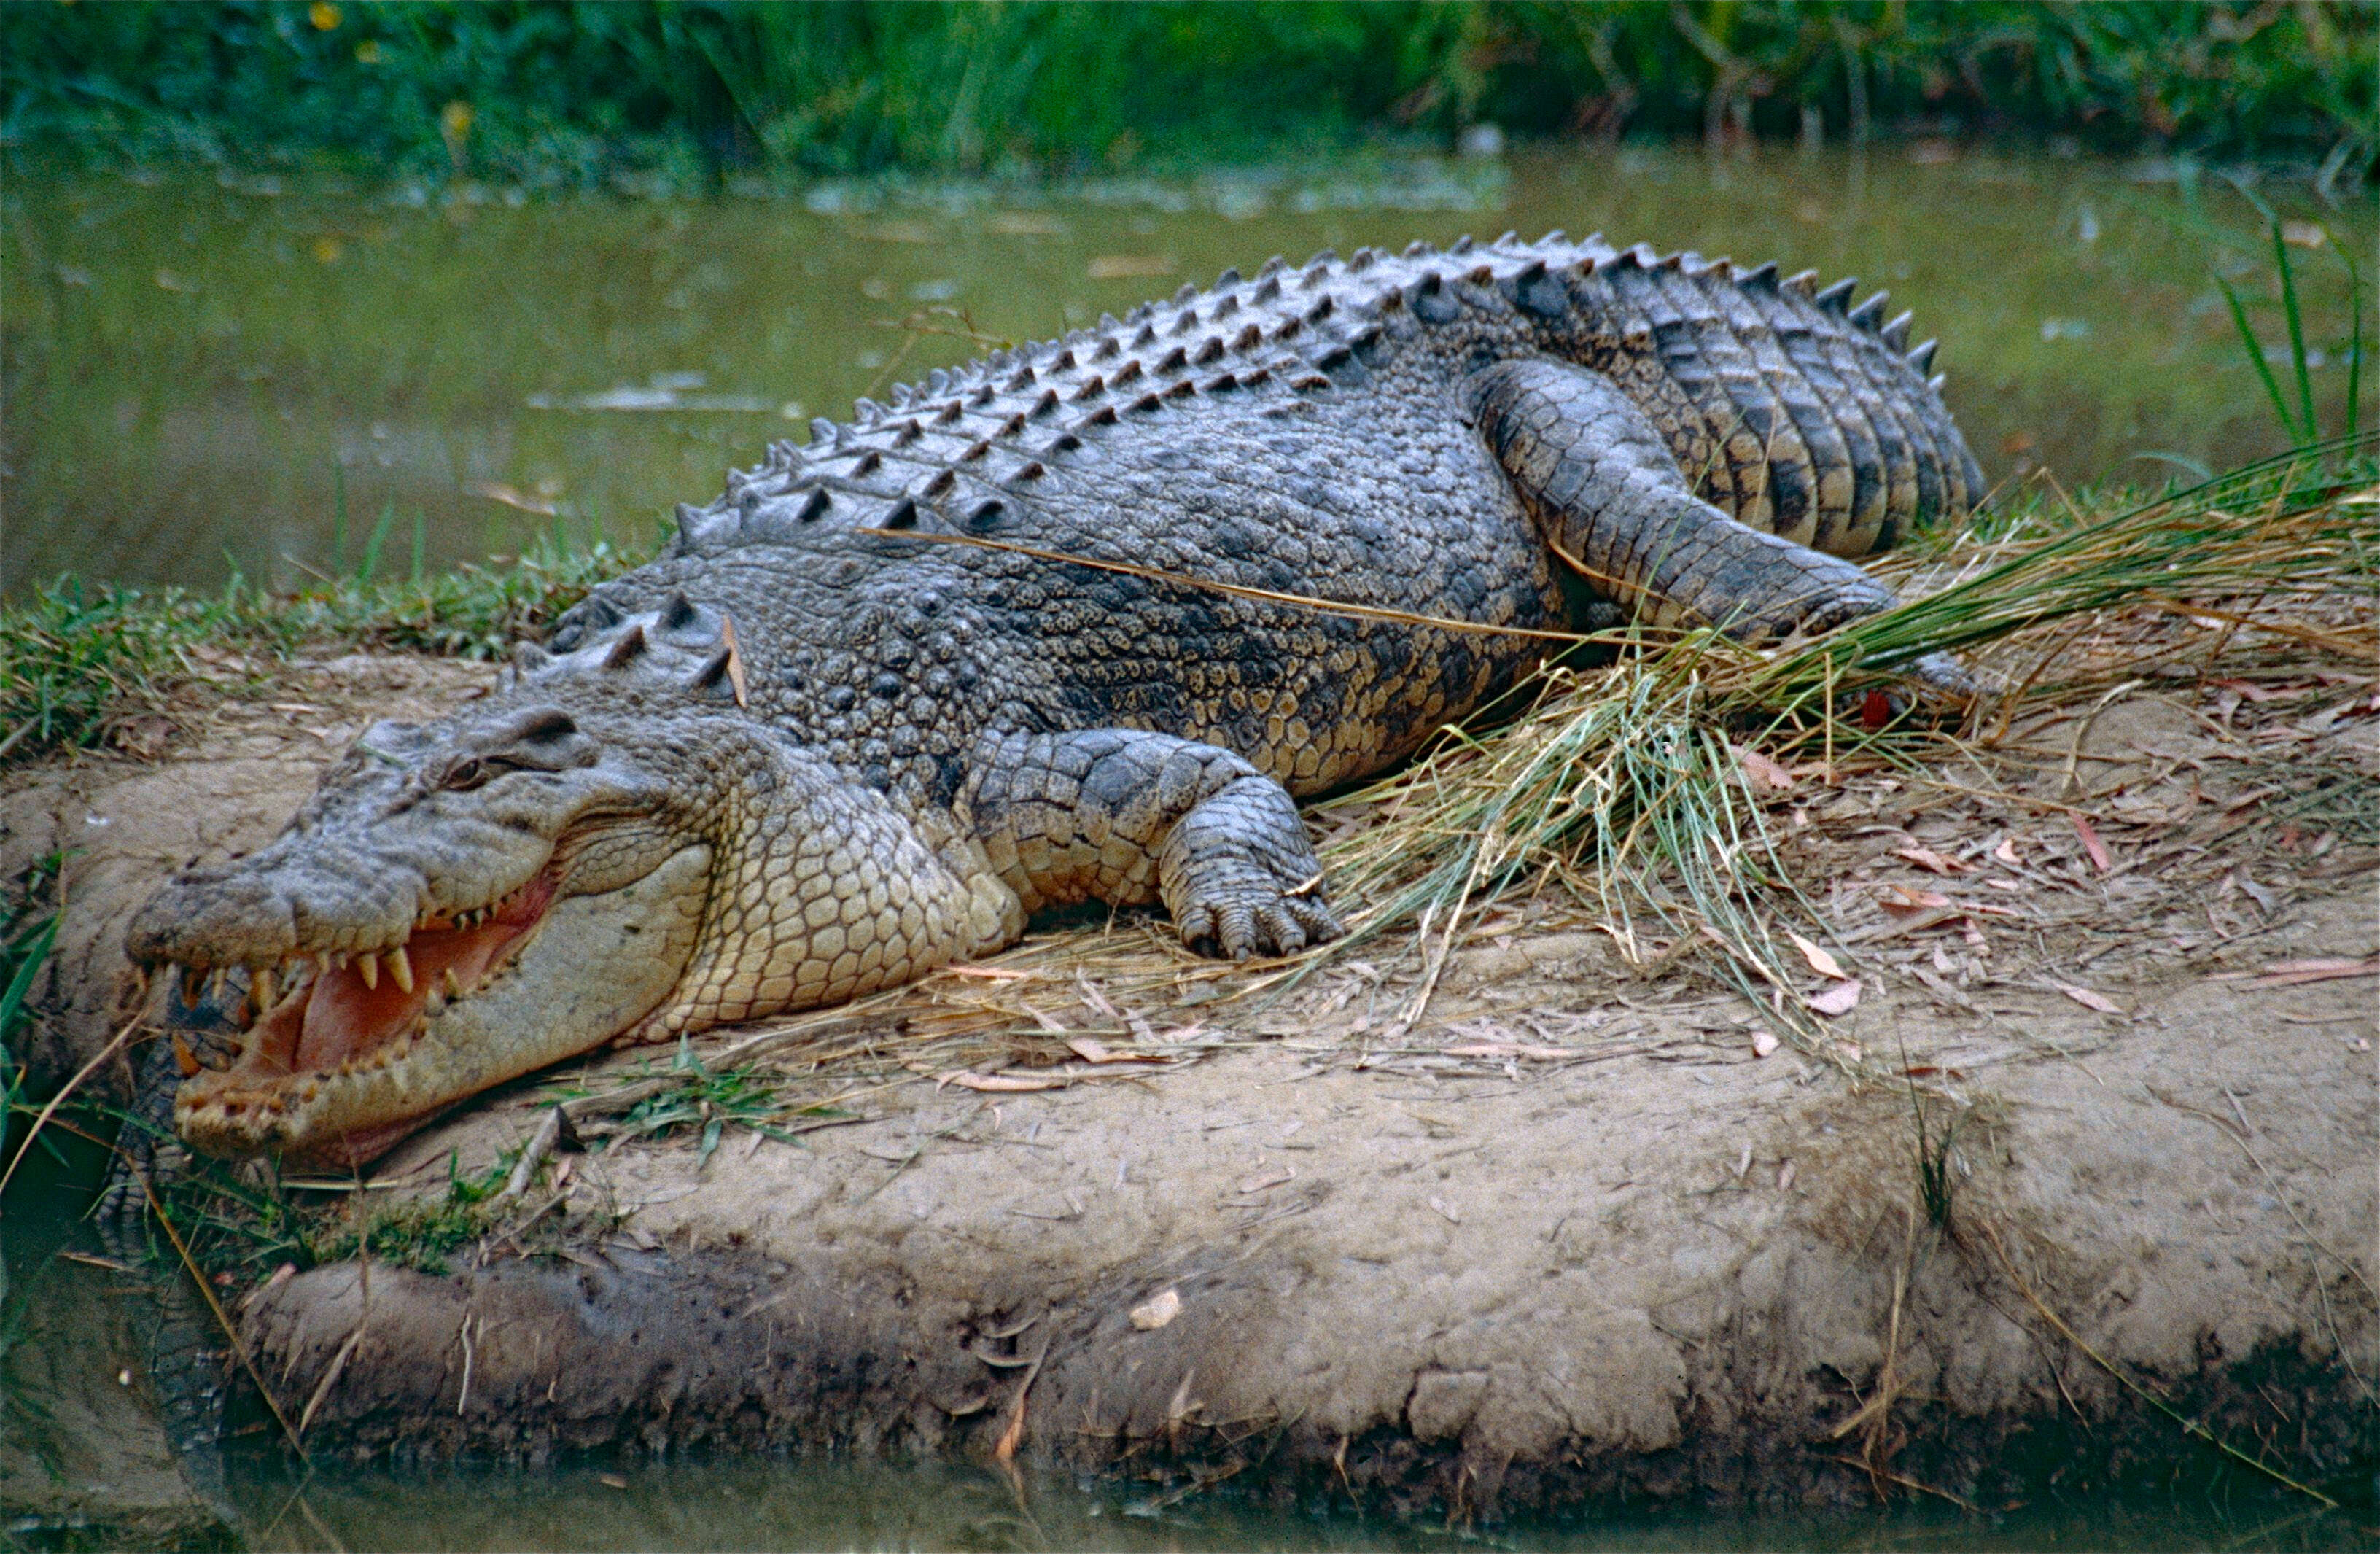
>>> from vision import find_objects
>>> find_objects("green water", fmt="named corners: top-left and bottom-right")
top-left (2, 147), bottom-right (2371, 595)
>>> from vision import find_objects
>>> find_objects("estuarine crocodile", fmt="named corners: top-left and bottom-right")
top-left (127, 231), bottom-right (1984, 1165)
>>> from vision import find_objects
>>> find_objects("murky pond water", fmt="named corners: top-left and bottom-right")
top-left (3, 147), bottom-right (2370, 594)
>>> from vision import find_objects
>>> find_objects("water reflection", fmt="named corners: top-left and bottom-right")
top-left (4, 148), bottom-right (2368, 595)
top-left (217, 1453), bottom-right (2359, 1553)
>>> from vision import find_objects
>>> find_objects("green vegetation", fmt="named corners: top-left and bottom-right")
top-left (0, 534), bottom-right (640, 764)
top-left (131, 1138), bottom-right (516, 1279)
top-left (4, 3), bottom-right (2369, 185)
top-left (561, 1052), bottom-right (855, 1168)
top-left (0, 854), bottom-right (63, 1165)
top-left (313, 1152), bottom-right (513, 1273)
top-left (2218, 214), bottom-right (2366, 446)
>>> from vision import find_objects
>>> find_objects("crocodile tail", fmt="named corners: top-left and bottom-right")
top-left (1558, 241), bottom-right (1983, 559)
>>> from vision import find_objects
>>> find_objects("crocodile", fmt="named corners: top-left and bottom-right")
top-left (126, 231), bottom-right (1985, 1166)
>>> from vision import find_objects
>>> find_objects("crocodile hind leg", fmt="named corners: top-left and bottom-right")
top-left (958, 729), bottom-right (1342, 960)
top-left (1469, 358), bottom-right (1969, 691)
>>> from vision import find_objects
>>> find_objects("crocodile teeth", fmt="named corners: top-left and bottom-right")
top-left (209, 967), bottom-right (228, 1003)
top-left (442, 968), bottom-right (464, 998)
top-left (180, 966), bottom-right (204, 1006)
top-left (252, 966), bottom-right (277, 1012)
top-left (387, 946), bottom-right (414, 994)
top-left (422, 989), bottom-right (446, 1019)
top-left (358, 954), bottom-right (378, 990)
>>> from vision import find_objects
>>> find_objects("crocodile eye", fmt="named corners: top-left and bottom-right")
top-left (443, 758), bottom-right (487, 792)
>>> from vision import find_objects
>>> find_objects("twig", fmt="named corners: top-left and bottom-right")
top-left (1, 1010), bottom-right (143, 1205)
top-left (1975, 1218), bottom-right (2338, 1508)
top-left (991, 1332), bottom-right (1052, 1466)
top-left (1812, 1453), bottom-right (1979, 1512)
top-left (455, 1313), bottom-right (477, 1416)
top-left (125, 1159), bottom-right (308, 1458)
top-left (492, 1106), bottom-right (572, 1204)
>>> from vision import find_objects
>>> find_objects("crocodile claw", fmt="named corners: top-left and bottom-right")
top-left (1175, 877), bottom-right (1344, 960)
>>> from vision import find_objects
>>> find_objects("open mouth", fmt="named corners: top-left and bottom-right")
top-left (163, 870), bottom-right (559, 1152)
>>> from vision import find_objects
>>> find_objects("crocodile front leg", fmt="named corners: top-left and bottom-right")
top-left (1469, 358), bottom-right (1969, 691)
top-left (958, 729), bottom-right (1342, 960)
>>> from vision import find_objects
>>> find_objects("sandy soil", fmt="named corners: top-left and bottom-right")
top-left (6, 648), bottom-right (2374, 1516)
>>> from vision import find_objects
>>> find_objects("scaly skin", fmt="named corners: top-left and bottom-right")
top-left (127, 231), bottom-right (1984, 1165)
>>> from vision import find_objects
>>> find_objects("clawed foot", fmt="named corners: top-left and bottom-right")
top-left (1172, 860), bottom-right (1344, 959)
top-left (1160, 774), bottom-right (1344, 960)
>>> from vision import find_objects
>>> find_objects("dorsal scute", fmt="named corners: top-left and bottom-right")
top-left (687, 229), bottom-right (1936, 562)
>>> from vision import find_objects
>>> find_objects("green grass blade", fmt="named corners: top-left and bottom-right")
top-left (357, 501), bottom-right (395, 584)
top-left (2215, 269), bottom-right (2301, 442)
top-left (2326, 222), bottom-right (2364, 445)
top-left (0, 915), bottom-right (58, 1075)
top-left (330, 462), bottom-right (349, 575)
top-left (2271, 218), bottom-right (2317, 441)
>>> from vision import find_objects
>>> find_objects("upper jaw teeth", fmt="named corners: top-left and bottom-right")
top-left (157, 880), bottom-right (539, 1038)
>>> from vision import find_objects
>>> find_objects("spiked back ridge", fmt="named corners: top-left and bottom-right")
top-left (666, 233), bottom-right (1953, 562)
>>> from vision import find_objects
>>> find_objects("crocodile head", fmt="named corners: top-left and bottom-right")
top-left (127, 626), bottom-right (1004, 1167)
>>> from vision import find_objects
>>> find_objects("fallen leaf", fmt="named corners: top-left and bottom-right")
top-left (600, 1473), bottom-right (629, 1490)
top-left (1237, 1167), bottom-right (1294, 1194)
top-left (1776, 1159), bottom-right (1798, 1192)
top-left (1894, 845), bottom-right (1968, 875)
top-left (1751, 1029), bottom-right (1780, 1059)
top-left (1877, 883), bottom-right (1954, 914)
top-left (2248, 957), bottom-right (2379, 987)
top-left (1993, 837), bottom-right (2022, 866)
top-left (1130, 1289), bottom-right (1183, 1330)
top-left (1444, 1041), bottom-right (1581, 1060)
top-left (1788, 931), bottom-right (1850, 980)
top-left (949, 1072), bottom-right (1066, 1092)
top-left (2071, 815), bottom-right (2113, 874)
top-left (2058, 984), bottom-right (2124, 1015)
top-left (1428, 1195), bottom-right (1461, 1224)
top-left (941, 963), bottom-right (1038, 982)
top-left (1808, 979), bottom-right (1863, 1017)
top-left (1738, 745), bottom-right (1797, 792)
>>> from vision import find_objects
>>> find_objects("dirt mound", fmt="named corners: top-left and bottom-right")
top-left (7, 650), bottom-right (2375, 1515)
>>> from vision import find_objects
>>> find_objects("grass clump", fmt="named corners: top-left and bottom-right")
top-left (310, 1154), bottom-right (513, 1274)
top-left (0, 532), bottom-right (642, 766)
top-left (1301, 443), bottom-right (2377, 1065)
top-left (0, 853), bottom-right (64, 1168)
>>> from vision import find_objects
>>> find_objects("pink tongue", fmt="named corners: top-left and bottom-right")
top-left (290, 917), bottom-right (524, 1073)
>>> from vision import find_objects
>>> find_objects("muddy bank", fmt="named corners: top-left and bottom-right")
top-left (7, 653), bottom-right (2375, 1516)
top-left (238, 931), bottom-right (2376, 1512)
